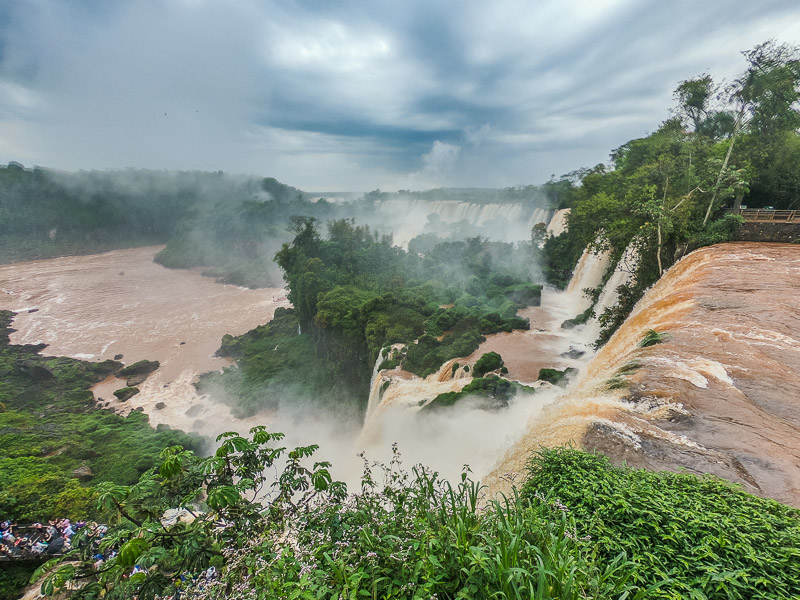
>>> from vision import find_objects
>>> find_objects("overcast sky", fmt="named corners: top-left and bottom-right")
top-left (1, 0), bottom-right (799, 192)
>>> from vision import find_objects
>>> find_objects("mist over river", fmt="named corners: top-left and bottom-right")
top-left (0, 244), bottom-right (596, 486)
top-left (0, 246), bottom-right (289, 439)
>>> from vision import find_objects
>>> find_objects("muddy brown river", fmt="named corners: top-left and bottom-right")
top-left (0, 246), bottom-right (288, 438)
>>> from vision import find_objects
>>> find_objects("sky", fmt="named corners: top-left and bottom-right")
top-left (1, 0), bottom-right (799, 192)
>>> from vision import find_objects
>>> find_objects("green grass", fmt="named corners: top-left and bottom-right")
top-left (37, 433), bottom-right (800, 600)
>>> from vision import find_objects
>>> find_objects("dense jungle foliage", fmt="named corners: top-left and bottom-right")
top-left (199, 218), bottom-right (540, 419)
top-left (36, 430), bottom-right (800, 600)
top-left (541, 41), bottom-right (800, 345)
top-left (0, 166), bottom-right (293, 264)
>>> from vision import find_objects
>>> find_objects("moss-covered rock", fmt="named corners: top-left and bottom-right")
top-left (113, 387), bottom-right (140, 401)
top-left (118, 359), bottom-right (160, 377)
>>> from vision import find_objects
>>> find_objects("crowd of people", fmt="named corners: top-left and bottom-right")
top-left (0, 518), bottom-right (108, 559)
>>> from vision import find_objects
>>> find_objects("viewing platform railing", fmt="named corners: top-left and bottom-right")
top-left (727, 208), bottom-right (799, 222)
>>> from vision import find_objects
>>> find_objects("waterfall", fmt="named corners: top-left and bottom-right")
top-left (546, 209), bottom-right (570, 237)
top-left (580, 243), bottom-right (639, 343)
top-left (372, 198), bottom-right (552, 245)
top-left (361, 357), bottom-right (470, 433)
top-left (365, 347), bottom-right (388, 418)
top-left (564, 247), bottom-right (612, 314)
top-left (488, 243), bottom-right (800, 507)
top-left (525, 207), bottom-right (552, 233)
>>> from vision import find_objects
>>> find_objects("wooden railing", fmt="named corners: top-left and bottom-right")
top-left (728, 209), bottom-right (799, 222)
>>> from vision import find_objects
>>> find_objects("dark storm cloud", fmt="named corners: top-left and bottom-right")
top-left (0, 0), bottom-right (798, 190)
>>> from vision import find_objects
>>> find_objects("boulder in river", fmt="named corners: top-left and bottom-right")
top-left (126, 373), bottom-right (150, 386)
top-left (561, 347), bottom-right (586, 360)
top-left (118, 359), bottom-right (160, 377)
top-left (113, 386), bottom-right (140, 401)
top-left (185, 404), bottom-right (202, 417)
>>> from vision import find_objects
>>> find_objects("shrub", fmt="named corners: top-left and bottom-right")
top-left (537, 367), bottom-right (578, 386)
top-left (522, 448), bottom-right (800, 599)
top-left (473, 351), bottom-right (504, 377)
top-left (638, 329), bottom-right (667, 347)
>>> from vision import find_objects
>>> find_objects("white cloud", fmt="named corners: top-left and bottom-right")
top-left (1, 0), bottom-right (799, 189)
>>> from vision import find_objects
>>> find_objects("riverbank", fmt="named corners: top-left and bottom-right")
top-left (0, 246), bottom-right (289, 439)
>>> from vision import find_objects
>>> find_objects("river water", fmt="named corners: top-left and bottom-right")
top-left (0, 246), bottom-right (289, 439)
top-left (7, 242), bottom-right (796, 505)
top-left (1, 245), bottom-right (586, 485)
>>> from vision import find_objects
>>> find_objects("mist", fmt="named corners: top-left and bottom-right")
top-left (0, 160), bottom-right (577, 491)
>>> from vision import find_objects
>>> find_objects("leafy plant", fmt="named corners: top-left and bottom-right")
top-left (473, 351), bottom-right (504, 377)
top-left (638, 329), bottom-right (668, 347)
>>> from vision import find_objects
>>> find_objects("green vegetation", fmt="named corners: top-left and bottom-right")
top-left (196, 307), bottom-right (336, 418)
top-left (521, 449), bottom-right (800, 599)
top-left (0, 565), bottom-right (36, 600)
top-left (561, 307), bottom-right (593, 329)
top-left (472, 351), bottom-right (504, 377)
top-left (423, 375), bottom-right (531, 412)
top-left (39, 433), bottom-right (800, 600)
top-left (638, 329), bottom-right (668, 347)
top-left (204, 219), bottom-right (540, 418)
top-left (542, 42), bottom-right (800, 343)
top-left (538, 367), bottom-right (578, 386)
top-left (0, 310), bottom-right (202, 523)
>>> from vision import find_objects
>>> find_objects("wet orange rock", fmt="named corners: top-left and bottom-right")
top-left (490, 242), bottom-right (800, 507)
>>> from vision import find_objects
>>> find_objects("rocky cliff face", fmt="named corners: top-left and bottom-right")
top-left (734, 222), bottom-right (800, 243)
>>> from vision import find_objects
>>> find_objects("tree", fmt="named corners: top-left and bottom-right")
top-left (36, 428), bottom-right (340, 600)
top-left (675, 74), bottom-right (715, 131)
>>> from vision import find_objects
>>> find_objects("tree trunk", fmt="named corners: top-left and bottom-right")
top-left (702, 108), bottom-right (745, 226)
top-left (733, 188), bottom-right (745, 211)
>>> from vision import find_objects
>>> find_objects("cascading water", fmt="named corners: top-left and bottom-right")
top-left (525, 207), bottom-right (552, 233)
top-left (373, 198), bottom-right (552, 246)
top-left (358, 285), bottom-right (596, 481)
top-left (546, 208), bottom-right (570, 236)
top-left (365, 347), bottom-right (388, 418)
top-left (488, 242), bottom-right (800, 507)
top-left (563, 247), bottom-right (611, 315)
top-left (580, 242), bottom-right (639, 343)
